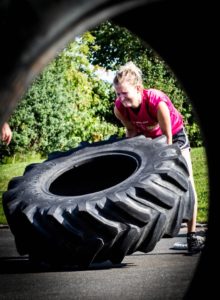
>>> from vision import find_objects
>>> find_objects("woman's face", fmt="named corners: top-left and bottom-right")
top-left (114, 81), bottom-right (142, 108)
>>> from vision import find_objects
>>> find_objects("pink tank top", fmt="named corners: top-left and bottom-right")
top-left (115, 88), bottom-right (183, 138)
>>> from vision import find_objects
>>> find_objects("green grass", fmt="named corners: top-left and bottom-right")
top-left (0, 148), bottom-right (209, 225)
top-left (191, 147), bottom-right (209, 223)
top-left (0, 154), bottom-right (44, 224)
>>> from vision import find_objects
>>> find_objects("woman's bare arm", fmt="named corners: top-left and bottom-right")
top-left (114, 107), bottom-right (137, 137)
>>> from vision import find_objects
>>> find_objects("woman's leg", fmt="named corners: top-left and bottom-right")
top-left (181, 148), bottom-right (198, 233)
top-left (181, 147), bottom-right (204, 253)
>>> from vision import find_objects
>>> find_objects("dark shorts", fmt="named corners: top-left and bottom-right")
top-left (173, 127), bottom-right (190, 150)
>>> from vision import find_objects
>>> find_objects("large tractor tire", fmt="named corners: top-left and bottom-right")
top-left (3, 135), bottom-right (194, 267)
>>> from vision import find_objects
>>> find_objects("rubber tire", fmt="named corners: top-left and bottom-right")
top-left (3, 135), bottom-right (194, 267)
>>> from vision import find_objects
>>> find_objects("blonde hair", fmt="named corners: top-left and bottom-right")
top-left (113, 61), bottom-right (143, 87)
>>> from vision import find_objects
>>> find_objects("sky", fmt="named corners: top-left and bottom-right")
top-left (95, 68), bottom-right (115, 83)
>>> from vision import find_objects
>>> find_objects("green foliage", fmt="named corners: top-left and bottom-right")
top-left (0, 21), bottom-right (204, 160)
top-left (1, 32), bottom-right (120, 158)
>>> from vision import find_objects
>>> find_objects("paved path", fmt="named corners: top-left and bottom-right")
top-left (0, 226), bottom-right (205, 299)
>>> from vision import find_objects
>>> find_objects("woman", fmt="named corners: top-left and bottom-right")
top-left (113, 61), bottom-right (204, 254)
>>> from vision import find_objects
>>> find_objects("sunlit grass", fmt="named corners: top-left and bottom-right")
top-left (0, 154), bottom-right (44, 224)
top-left (191, 147), bottom-right (209, 223)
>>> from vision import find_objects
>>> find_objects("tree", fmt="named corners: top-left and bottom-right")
top-left (1, 32), bottom-right (121, 159)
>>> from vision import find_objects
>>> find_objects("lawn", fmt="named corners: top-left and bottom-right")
top-left (0, 154), bottom-right (44, 224)
top-left (0, 147), bottom-right (209, 224)
top-left (191, 147), bottom-right (209, 223)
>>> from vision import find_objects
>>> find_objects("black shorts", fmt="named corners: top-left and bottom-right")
top-left (173, 127), bottom-right (190, 150)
